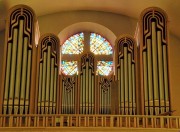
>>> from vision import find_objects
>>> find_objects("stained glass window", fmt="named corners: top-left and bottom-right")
top-left (61, 61), bottom-right (78, 75)
top-left (90, 33), bottom-right (113, 55)
top-left (62, 33), bottom-right (84, 54)
top-left (97, 61), bottom-right (113, 76)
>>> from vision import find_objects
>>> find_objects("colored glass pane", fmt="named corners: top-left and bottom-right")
top-left (97, 61), bottom-right (113, 76)
top-left (61, 61), bottom-right (78, 75)
top-left (62, 33), bottom-right (84, 54)
top-left (90, 33), bottom-right (113, 55)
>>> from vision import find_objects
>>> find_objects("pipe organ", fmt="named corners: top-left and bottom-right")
top-left (61, 76), bottom-right (77, 114)
top-left (139, 7), bottom-right (170, 115)
top-left (116, 36), bottom-right (137, 115)
top-left (36, 34), bottom-right (59, 114)
top-left (0, 5), bottom-right (171, 116)
top-left (0, 5), bottom-right (37, 114)
top-left (80, 53), bottom-right (95, 114)
top-left (98, 76), bottom-right (113, 114)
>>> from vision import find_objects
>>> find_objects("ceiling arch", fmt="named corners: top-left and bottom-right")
top-left (0, 0), bottom-right (180, 38)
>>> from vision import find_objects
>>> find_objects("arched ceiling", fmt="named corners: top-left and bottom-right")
top-left (0, 0), bottom-right (180, 38)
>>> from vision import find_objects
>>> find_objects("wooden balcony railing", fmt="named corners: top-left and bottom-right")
top-left (0, 114), bottom-right (180, 129)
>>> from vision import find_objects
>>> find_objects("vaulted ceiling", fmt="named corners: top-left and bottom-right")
top-left (0, 0), bottom-right (180, 38)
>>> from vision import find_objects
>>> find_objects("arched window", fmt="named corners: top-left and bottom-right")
top-left (61, 32), bottom-right (113, 76)
top-left (60, 32), bottom-right (114, 114)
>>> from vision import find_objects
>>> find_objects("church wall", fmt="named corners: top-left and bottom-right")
top-left (169, 34), bottom-right (180, 116)
top-left (37, 10), bottom-right (137, 38)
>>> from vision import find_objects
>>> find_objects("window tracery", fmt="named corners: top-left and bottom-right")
top-left (90, 33), bottom-right (113, 55)
top-left (61, 32), bottom-right (113, 76)
top-left (97, 61), bottom-right (113, 76)
top-left (61, 61), bottom-right (78, 75)
top-left (61, 32), bottom-right (84, 54)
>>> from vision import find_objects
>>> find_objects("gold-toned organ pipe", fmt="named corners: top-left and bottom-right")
top-left (50, 58), bottom-right (55, 113)
top-left (45, 46), bottom-right (51, 113)
top-left (53, 67), bottom-right (57, 113)
top-left (152, 22), bottom-right (159, 101)
top-left (163, 45), bottom-right (169, 102)
top-left (102, 84), bottom-right (104, 113)
top-left (108, 87), bottom-right (110, 113)
top-left (20, 37), bottom-right (28, 114)
top-left (147, 39), bottom-right (153, 102)
top-left (80, 75), bottom-right (83, 113)
top-left (105, 90), bottom-right (107, 114)
top-left (82, 69), bottom-right (85, 113)
top-left (73, 81), bottom-right (75, 113)
top-left (143, 52), bottom-right (148, 102)
top-left (38, 63), bottom-right (42, 113)
top-left (9, 29), bottom-right (18, 111)
top-left (99, 84), bottom-right (102, 114)
top-left (64, 85), bottom-right (66, 113)
top-left (100, 83), bottom-right (102, 113)
top-left (157, 31), bottom-right (165, 101)
top-left (106, 84), bottom-right (108, 114)
top-left (92, 75), bottom-right (94, 114)
top-left (128, 53), bottom-right (132, 104)
top-left (85, 62), bottom-right (88, 113)
top-left (62, 81), bottom-right (64, 113)
top-left (68, 81), bottom-right (70, 113)
top-left (89, 69), bottom-right (92, 113)
top-left (69, 86), bottom-right (71, 113)
top-left (64, 83), bottom-right (67, 113)
top-left (102, 86), bottom-right (104, 113)
top-left (120, 59), bottom-right (124, 112)
top-left (117, 68), bottom-right (120, 110)
top-left (69, 85), bottom-right (71, 113)
top-left (72, 84), bottom-right (74, 113)
top-left (21, 37), bottom-right (28, 100)
top-left (64, 84), bottom-right (66, 113)
top-left (41, 52), bottom-right (47, 113)
top-left (132, 64), bottom-right (136, 113)
top-left (67, 88), bottom-right (69, 113)
top-left (103, 88), bottom-right (105, 114)
top-left (15, 20), bottom-right (24, 103)
top-left (72, 82), bottom-right (75, 113)
top-left (109, 82), bottom-right (111, 113)
top-left (25, 50), bottom-right (32, 113)
top-left (102, 81), bottom-right (104, 114)
top-left (108, 84), bottom-right (110, 113)
top-left (69, 87), bottom-right (71, 113)
top-left (124, 47), bottom-right (128, 104)
top-left (66, 87), bottom-right (68, 113)
top-left (71, 82), bottom-right (73, 113)
top-left (4, 43), bottom-right (12, 113)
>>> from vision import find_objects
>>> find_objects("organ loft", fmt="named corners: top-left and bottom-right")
top-left (0, 1), bottom-right (180, 131)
